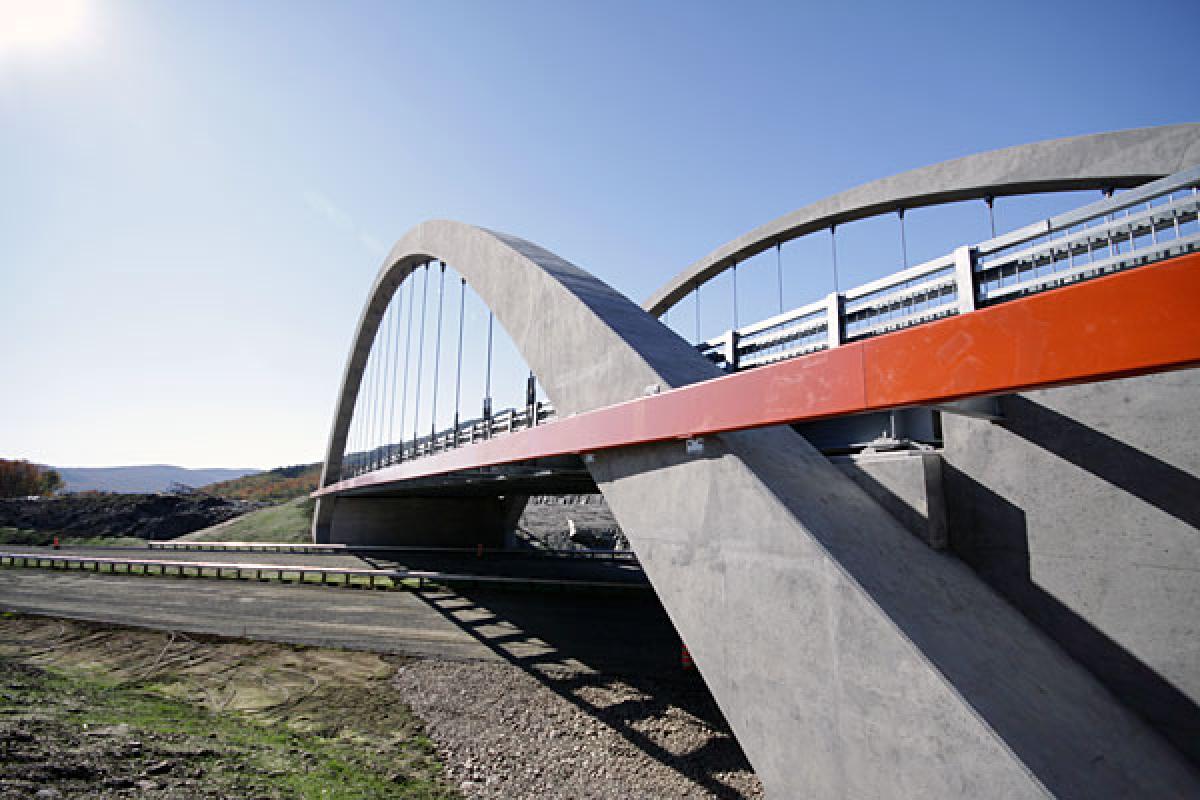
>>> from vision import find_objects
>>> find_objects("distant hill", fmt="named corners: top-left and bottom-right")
top-left (201, 462), bottom-right (320, 503)
top-left (57, 465), bottom-right (261, 494)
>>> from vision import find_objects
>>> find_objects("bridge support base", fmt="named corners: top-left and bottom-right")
top-left (313, 495), bottom-right (528, 548)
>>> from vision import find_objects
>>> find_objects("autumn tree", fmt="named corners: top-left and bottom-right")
top-left (0, 459), bottom-right (64, 498)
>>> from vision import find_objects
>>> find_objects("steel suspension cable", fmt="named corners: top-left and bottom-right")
top-left (483, 310), bottom-right (494, 430)
top-left (356, 387), bottom-right (365, 474)
top-left (386, 292), bottom-right (400, 464)
top-left (364, 331), bottom-right (377, 471)
top-left (375, 303), bottom-right (391, 469)
top-left (429, 262), bottom-right (446, 442)
top-left (347, 391), bottom-right (358, 477)
top-left (453, 276), bottom-right (466, 443)
top-left (732, 262), bottom-right (739, 329)
top-left (399, 275), bottom-right (414, 460)
top-left (375, 316), bottom-right (386, 468)
top-left (371, 310), bottom-right (382, 469)
top-left (412, 263), bottom-right (429, 449)
top-left (776, 242), bottom-right (784, 315)
top-left (830, 225), bottom-right (840, 292)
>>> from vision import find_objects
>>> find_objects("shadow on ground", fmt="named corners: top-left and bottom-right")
top-left (413, 584), bottom-right (758, 799)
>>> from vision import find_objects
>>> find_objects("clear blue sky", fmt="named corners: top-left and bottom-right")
top-left (2, 0), bottom-right (1196, 469)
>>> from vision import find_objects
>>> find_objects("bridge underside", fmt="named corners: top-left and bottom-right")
top-left (320, 457), bottom-right (594, 547)
top-left (325, 456), bottom-right (595, 499)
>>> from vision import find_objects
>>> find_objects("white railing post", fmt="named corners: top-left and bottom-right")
top-left (825, 291), bottom-right (843, 348)
top-left (954, 245), bottom-right (978, 314)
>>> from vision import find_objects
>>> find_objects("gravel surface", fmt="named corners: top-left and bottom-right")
top-left (394, 659), bottom-right (762, 800)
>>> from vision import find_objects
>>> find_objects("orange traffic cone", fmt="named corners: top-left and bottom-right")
top-left (681, 643), bottom-right (694, 670)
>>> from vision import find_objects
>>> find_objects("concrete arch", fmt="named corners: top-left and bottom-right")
top-left (316, 222), bottom-right (1199, 797)
top-left (646, 123), bottom-right (1200, 315)
top-left (314, 219), bottom-right (717, 538)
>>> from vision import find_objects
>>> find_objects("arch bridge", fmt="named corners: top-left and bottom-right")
top-left (313, 125), bottom-right (1200, 798)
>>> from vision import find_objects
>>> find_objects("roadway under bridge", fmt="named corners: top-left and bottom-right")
top-left (313, 125), bottom-right (1200, 798)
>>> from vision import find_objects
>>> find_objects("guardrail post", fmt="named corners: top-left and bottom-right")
top-left (954, 245), bottom-right (977, 313)
top-left (825, 292), bottom-right (843, 348)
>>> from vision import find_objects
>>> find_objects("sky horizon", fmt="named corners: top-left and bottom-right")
top-left (2, 0), bottom-right (1197, 469)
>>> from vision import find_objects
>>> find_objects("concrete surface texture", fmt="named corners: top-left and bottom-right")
top-left (317, 216), bottom-right (1199, 796)
top-left (590, 425), bottom-right (1200, 798)
top-left (645, 123), bottom-right (1200, 315)
top-left (941, 368), bottom-right (1200, 763)
top-left (830, 449), bottom-right (947, 548)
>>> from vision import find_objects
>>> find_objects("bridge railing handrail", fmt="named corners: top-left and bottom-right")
top-left (976, 165), bottom-right (1200, 257)
top-left (344, 399), bottom-right (557, 477)
top-left (695, 166), bottom-right (1200, 371)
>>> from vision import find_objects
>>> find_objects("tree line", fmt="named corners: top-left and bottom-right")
top-left (0, 459), bottom-right (64, 498)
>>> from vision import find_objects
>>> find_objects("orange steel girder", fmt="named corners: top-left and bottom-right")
top-left (317, 251), bottom-right (1200, 496)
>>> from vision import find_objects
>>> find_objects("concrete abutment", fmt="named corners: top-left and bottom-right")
top-left (318, 494), bottom-right (527, 548)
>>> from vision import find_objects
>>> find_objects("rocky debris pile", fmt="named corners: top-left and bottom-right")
top-left (519, 494), bottom-right (628, 551)
top-left (393, 659), bottom-right (763, 800)
top-left (0, 493), bottom-right (258, 541)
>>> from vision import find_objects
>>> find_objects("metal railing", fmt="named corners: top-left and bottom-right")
top-left (343, 400), bottom-right (555, 477)
top-left (698, 167), bottom-right (1200, 370)
top-left (147, 541), bottom-right (636, 560)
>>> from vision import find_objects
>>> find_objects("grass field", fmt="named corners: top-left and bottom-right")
top-left (175, 497), bottom-right (314, 543)
top-left (0, 527), bottom-right (146, 548)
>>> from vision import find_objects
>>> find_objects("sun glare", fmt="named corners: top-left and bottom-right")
top-left (0, 0), bottom-right (91, 54)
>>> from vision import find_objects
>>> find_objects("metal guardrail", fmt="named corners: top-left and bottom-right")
top-left (146, 541), bottom-right (637, 561)
top-left (0, 551), bottom-right (648, 590)
top-left (698, 167), bottom-right (1200, 370)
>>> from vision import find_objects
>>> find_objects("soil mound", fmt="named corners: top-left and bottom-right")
top-left (0, 494), bottom-right (258, 541)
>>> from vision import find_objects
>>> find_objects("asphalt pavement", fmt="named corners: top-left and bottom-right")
top-left (0, 568), bottom-right (680, 674)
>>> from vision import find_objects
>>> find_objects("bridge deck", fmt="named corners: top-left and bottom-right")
top-left (318, 250), bottom-right (1200, 497)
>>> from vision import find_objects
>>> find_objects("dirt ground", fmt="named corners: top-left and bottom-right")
top-left (0, 615), bottom-right (456, 799)
top-left (0, 612), bottom-right (761, 799)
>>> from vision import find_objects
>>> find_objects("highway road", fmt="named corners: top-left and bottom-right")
top-left (0, 568), bottom-right (679, 674)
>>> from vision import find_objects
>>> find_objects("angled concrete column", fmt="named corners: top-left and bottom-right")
top-left (590, 427), bottom-right (1199, 797)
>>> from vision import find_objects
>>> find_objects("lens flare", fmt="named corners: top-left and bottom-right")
top-left (0, 0), bottom-right (91, 54)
